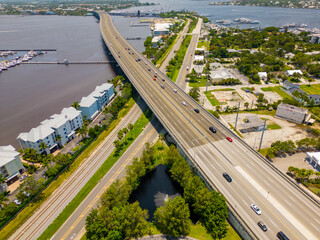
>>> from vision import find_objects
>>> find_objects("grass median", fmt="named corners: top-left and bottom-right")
top-left (0, 97), bottom-right (137, 240)
top-left (38, 108), bottom-right (153, 240)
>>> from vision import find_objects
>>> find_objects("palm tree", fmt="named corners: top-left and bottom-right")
top-left (0, 193), bottom-right (8, 210)
top-left (72, 101), bottom-right (80, 110)
top-left (55, 135), bottom-right (62, 148)
top-left (42, 155), bottom-right (52, 171)
top-left (77, 125), bottom-right (88, 139)
top-left (113, 140), bottom-right (120, 149)
top-left (0, 174), bottom-right (7, 193)
top-left (122, 127), bottom-right (128, 143)
top-left (244, 102), bottom-right (249, 110)
top-left (159, 133), bottom-right (165, 149)
top-left (39, 142), bottom-right (49, 154)
top-left (128, 123), bottom-right (133, 139)
top-left (117, 130), bottom-right (123, 141)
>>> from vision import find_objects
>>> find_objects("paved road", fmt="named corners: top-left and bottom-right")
top-left (52, 118), bottom-right (163, 240)
top-left (99, 12), bottom-right (320, 240)
top-left (159, 20), bottom-right (190, 73)
top-left (9, 98), bottom-right (147, 240)
top-left (176, 17), bottom-right (202, 91)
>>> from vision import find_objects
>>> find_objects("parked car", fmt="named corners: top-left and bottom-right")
top-left (20, 175), bottom-right (27, 181)
top-left (258, 221), bottom-right (267, 232)
top-left (13, 199), bottom-right (21, 205)
top-left (251, 204), bottom-right (261, 215)
top-left (223, 172), bottom-right (232, 182)
top-left (226, 137), bottom-right (232, 142)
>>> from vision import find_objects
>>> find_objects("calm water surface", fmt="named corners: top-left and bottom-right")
top-left (0, 15), bottom-right (150, 148)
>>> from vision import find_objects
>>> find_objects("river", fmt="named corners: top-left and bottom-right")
top-left (0, 15), bottom-right (150, 148)
top-left (1, 1), bottom-right (320, 148)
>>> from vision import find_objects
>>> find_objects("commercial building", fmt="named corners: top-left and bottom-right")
top-left (79, 83), bottom-right (114, 120)
top-left (258, 72), bottom-right (267, 81)
top-left (0, 145), bottom-right (24, 187)
top-left (209, 68), bottom-right (236, 82)
top-left (239, 115), bottom-right (267, 133)
top-left (275, 103), bottom-right (308, 124)
top-left (285, 70), bottom-right (303, 76)
top-left (306, 152), bottom-right (320, 171)
top-left (17, 107), bottom-right (83, 154)
top-left (151, 36), bottom-right (162, 48)
top-left (153, 23), bottom-right (172, 36)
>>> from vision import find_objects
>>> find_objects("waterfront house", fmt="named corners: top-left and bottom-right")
top-left (17, 107), bottom-right (83, 154)
top-left (151, 36), bottom-right (162, 48)
top-left (0, 145), bottom-right (25, 187)
top-left (79, 83), bottom-right (114, 120)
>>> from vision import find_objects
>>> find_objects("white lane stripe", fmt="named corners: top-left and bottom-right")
top-left (235, 166), bottom-right (318, 240)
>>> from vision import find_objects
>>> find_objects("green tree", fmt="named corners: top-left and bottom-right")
top-left (128, 123), bottom-right (134, 139)
top-left (77, 125), bottom-right (88, 139)
top-left (113, 140), bottom-right (120, 149)
top-left (122, 127), bottom-right (128, 143)
top-left (0, 193), bottom-right (8, 210)
top-left (39, 142), bottom-right (48, 154)
top-left (17, 176), bottom-right (42, 198)
top-left (71, 101), bottom-right (80, 110)
top-left (41, 155), bottom-right (52, 171)
top-left (189, 87), bottom-right (200, 101)
top-left (154, 196), bottom-right (191, 237)
top-left (117, 130), bottom-right (123, 141)
top-left (244, 102), bottom-right (249, 110)
top-left (55, 135), bottom-right (62, 148)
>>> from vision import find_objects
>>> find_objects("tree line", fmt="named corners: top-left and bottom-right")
top-left (85, 143), bottom-right (229, 239)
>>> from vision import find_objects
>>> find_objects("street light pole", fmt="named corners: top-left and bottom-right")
top-left (258, 119), bottom-right (267, 152)
top-left (234, 102), bottom-right (241, 131)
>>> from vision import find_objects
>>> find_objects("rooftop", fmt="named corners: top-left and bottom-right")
top-left (0, 145), bottom-right (19, 166)
top-left (210, 68), bottom-right (235, 80)
top-left (241, 115), bottom-right (265, 129)
top-left (278, 103), bottom-right (308, 114)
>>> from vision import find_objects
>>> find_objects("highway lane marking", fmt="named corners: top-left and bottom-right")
top-left (235, 166), bottom-right (318, 240)
top-left (284, 199), bottom-right (292, 206)
top-left (60, 128), bottom-right (156, 240)
top-left (102, 13), bottom-right (319, 240)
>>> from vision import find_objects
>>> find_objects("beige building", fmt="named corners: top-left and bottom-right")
top-left (275, 103), bottom-right (308, 124)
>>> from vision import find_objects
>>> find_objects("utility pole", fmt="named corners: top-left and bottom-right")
top-left (234, 102), bottom-right (241, 131)
top-left (258, 119), bottom-right (267, 152)
top-left (206, 33), bottom-right (209, 93)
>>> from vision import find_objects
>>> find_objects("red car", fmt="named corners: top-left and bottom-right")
top-left (226, 137), bottom-right (232, 142)
top-left (153, 78), bottom-right (156, 81)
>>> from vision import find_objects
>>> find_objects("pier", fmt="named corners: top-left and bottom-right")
top-left (21, 61), bottom-right (115, 65)
top-left (0, 49), bottom-right (56, 52)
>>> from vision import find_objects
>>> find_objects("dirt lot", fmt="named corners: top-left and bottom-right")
top-left (272, 152), bottom-right (315, 173)
top-left (222, 113), bottom-right (313, 149)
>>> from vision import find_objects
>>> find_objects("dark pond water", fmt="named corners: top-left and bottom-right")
top-left (130, 164), bottom-right (183, 220)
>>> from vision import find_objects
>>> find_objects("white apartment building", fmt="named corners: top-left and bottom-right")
top-left (17, 107), bottom-right (83, 154)
top-left (79, 83), bottom-right (114, 120)
top-left (0, 145), bottom-right (24, 187)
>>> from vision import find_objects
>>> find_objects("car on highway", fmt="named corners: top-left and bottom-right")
top-left (154, 75), bottom-right (157, 78)
top-left (153, 78), bottom-right (156, 81)
top-left (162, 78), bottom-right (165, 81)
top-left (182, 101), bottom-right (186, 106)
top-left (161, 85), bottom-right (165, 89)
top-left (145, 62), bottom-right (147, 65)
top-left (209, 126), bottom-right (216, 133)
top-left (251, 204), bottom-right (261, 215)
top-left (173, 89), bottom-right (177, 93)
top-left (194, 108), bottom-right (199, 113)
top-left (223, 172), bottom-right (232, 182)
top-left (137, 58), bottom-right (141, 61)
top-left (13, 199), bottom-right (21, 205)
top-left (148, 68), bottom-right (151, 71)
top-left (257, 221), bottom-right (267, 232)
top-left (155, 71), bottom-right (157, 75)
top-left (277, 231), bottom-right (289, 240)
top-left (226, 137), bottom-right (232, 142)
top-left (118, 55), bottom-right (120, 58)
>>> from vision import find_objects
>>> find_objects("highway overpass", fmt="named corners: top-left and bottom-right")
top-left (98, 12), bottom-right (320, 240)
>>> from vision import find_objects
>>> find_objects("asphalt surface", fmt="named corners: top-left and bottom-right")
top-left (52, 118), bottom-right (163, 240)
top-left (176, 17), bottom-right (203, 91)
top-left (8, 98), bottom-right (147, 240)
top-left (99, 12), bottom-right (320, 240)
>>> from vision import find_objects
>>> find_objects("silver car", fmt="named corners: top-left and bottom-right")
top-left (182, 101), bottom-right (186, 106)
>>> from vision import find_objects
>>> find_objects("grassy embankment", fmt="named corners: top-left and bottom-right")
top-left (204, 91), bottom-right (221, 106)
top-left (38, 109), bottom-right (153, 240)
top-left (166, 34), bottom-right (193, 82)
top-left (0, 97), bottom-right (138, 240)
